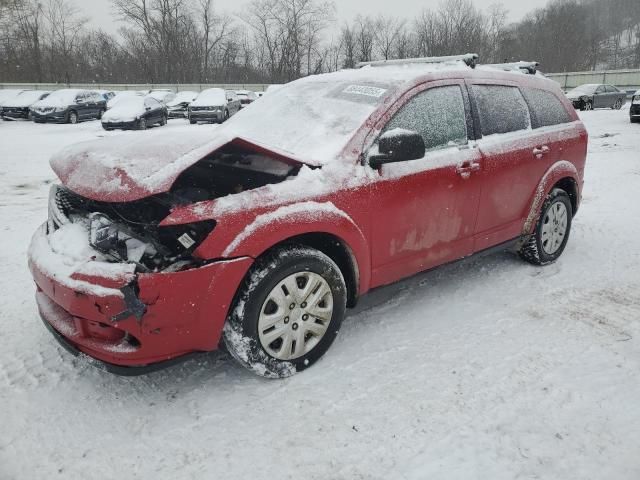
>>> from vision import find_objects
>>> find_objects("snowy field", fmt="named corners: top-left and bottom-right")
top-left (1, 112), bottom-right (639, 479)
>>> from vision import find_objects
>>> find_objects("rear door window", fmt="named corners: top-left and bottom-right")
top-left (605, 85), bottom-right (619, 93)
top-left (595, 85), bottom-right (606, 94)
top-left (472, 85), bottom-right (530, 136)
top-left (383, 85), bottom-right (468, 152)
top-left (522, 88), bottom-right (573, 128)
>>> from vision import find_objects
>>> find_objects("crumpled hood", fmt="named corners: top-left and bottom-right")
top-left (50, 127), bottom-right (232, 202)
top-left (50, 126), bottom-right (312, 202)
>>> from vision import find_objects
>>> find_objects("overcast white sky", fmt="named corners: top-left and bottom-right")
top-left (85, 0), bottom-right (551, 35)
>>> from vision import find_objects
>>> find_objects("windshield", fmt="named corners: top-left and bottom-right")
top-left (111, 96), bottom-right (145, 111)
top-left (219, 78), bottom-right (395, 163)
top-left (568, 84), bottom-right (599, 95)
top-left (192, 89), bottom-right (226, 106)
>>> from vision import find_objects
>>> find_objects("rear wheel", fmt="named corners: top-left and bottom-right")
top-left (519, 188), bottom-right (573, 266)
top-left (614, 99), bottom-right (623, 110)
top-left (224, 246), bottom-right (347, 378)
top-left (584, 101), bottom-right (593, 111)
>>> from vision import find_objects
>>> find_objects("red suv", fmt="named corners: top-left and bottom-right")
top-left (28, 55), bottom-right (588, 378)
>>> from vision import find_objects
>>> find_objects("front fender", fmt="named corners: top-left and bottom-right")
top-left (523, 160), bottom-right (580, 235)
top-left (195, 201), bottom-right (372, 295)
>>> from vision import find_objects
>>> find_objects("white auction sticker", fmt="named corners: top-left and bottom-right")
top-left (178, 233), bottom-right (196, 249)
top-left (343, 85), bottom-right (387, 98)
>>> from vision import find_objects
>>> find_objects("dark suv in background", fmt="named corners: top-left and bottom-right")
top-left (631, 90), bottom-right (640, 123)
top-left (31, 89), bottom-right (107, 124)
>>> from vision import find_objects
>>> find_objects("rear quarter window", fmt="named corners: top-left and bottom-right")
top-left (472, 85), bottom-right (530, 136)
top-left (522, 88), bottom-right (573, 128)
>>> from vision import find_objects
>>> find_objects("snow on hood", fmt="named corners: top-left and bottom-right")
top-left (102, 97), bottom-right (146, 122)
top-left (3, 90), bottom-right (50, 107)
top-left (50, 127), bottom-right (233, 201)
top-left (33, 89), bottom-right (84, 108)
top-left (0, 89), bottom-right (26, 106)
top-left (167, 91), bottom-right (198, 107)
top-left (191, 88), bottom-right (227, 107)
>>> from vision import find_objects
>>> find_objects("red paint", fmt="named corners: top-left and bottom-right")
top-left (31, 67), bottom-right (587, 368)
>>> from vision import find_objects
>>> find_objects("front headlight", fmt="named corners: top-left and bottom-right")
top-left (633, 96), bottom-right (640, 105)
top-left (54, 106), bottom-right (66, 112)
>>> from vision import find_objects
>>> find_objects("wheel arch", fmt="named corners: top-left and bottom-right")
top-left (255, 232), bottom-right (361, 308)
top-left (523, 160), bottom-right (581, 235)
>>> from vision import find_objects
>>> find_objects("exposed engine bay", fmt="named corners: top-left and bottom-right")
top-left (48, 144), bottom-right (299, 273)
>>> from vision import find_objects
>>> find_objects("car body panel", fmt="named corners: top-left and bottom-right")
top-left (30, 65), bottom-right (588, 370)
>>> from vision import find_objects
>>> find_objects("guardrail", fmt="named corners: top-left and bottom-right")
top-left (546, 69), bottom-right (640, 93)
top-left (0, 83), bottom-right (273, 92)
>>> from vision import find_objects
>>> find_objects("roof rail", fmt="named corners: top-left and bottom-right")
top-left (357, 54), bottom-right (479, 69)
top-left (485, 61), bottom-right (540, 75)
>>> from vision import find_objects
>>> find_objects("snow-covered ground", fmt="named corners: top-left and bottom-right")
top-left (1, 112), bottom-right (639, 479)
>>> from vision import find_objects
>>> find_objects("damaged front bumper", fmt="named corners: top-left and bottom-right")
top-left (29, 223), bottom-right (253, 373)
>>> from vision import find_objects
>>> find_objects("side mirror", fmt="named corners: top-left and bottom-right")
top-left (369, 129), bottom-right (426, 169)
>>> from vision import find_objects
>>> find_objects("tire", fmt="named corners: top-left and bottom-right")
top-left (102, 124), bottom-right (112, 131)
top-left (224, 245), bottom-right (347, 378)
top-left (519, 188), bottom-right (573, 266)
top-left (614, 99), bottom-right (623, 110)
top-left (97, 109), bottom-right (105, 119)
top-left (584, 101), bottom-right (593, 111)
top-left (223, 110), bottom-right (229, 122)
top-left (160, 114), bottom-right (167, 126)
top-left (189, 119), bottom-right (197, 125)
top-left (138, 118), bottom-right (147, 130)
top-left (68, 111), bottom-right (78, 124)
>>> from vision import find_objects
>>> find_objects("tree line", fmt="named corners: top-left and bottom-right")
top-left (1, 0), bottom-right (639, 85)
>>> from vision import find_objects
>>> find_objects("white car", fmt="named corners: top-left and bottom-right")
top-left (0, 90), bottom-right (50, 120)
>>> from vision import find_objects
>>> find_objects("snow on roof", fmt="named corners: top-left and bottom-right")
top-left (167, 91), bottom-right (198, 106)
top-left (33, 89), bottom-right (85, 108)
top-left (101, 96), bottom-right (147, 122)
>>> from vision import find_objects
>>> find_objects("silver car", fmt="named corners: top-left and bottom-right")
top-left (566, 84), bottom-right (627, 111)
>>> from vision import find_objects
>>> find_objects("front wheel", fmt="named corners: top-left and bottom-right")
top-left (224, 246), bottom-right (347, 378)
top-left (584, 101), bottom-right (593, 111)
top-left (160, 114), bottom-right (167, 126)
top-left (519, 188), bottom-right (573, 266)
top-left (68, 111), bottom-right (78, 124)
top-left (138, 118), bottom-right (147, 130)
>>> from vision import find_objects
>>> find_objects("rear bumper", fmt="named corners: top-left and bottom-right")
top-left (29, 224), bottom-right (253, 370)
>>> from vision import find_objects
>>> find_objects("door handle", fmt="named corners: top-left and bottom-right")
top-left (533, 146), bottom-right (550, 158)
top-left (456, 161), bottom-right (481, 179)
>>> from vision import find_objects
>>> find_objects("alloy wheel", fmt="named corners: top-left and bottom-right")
top-left (258, 272), bottom-right (334, 361)
top-left (541, 202), bottom-right (568, 255)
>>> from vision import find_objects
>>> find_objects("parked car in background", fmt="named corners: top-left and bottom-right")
top-left (97, 90), bottom-right (116, 101)
top-left (107, 91), bottom-right (145, 110)
top-left (188, 88), bottom-right (241, 124)
top-left (0, 89), bottom-right (26, 106)
top-left (167, 91), bottom-right (198, 118)
top-left (0, 90), bottom-right (50, 120)
top-left (29, 55), bottom-right (588, 378)
top-left (102, 96), bottom-right (167, 130)
top-left (566, 84), bottom-right (626, 110)
top-left (236, 89), bottom-right (258, 108)
top-left (631, 90), bottom-right (640, 123)
top-left (148, 90), bottom-right (176, 105)
top-left (31, 89), bottom-right (107, 124)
